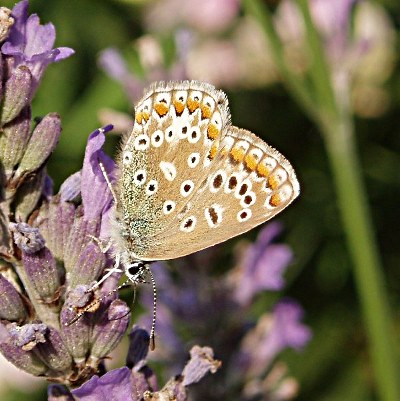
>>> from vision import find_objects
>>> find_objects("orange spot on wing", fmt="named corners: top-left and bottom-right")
top-left (142, 112), bottom-right (150, 122)
top-left (135, 112), bottom-right (143, 124)
top-left (244, 154), bottom-right (257, 171)
top-left (187, 98), bottom-right (200, 113)
top-left (269, 193), bottom-right (281, 207)
top-left (173, 100), bottom-right (185, 115)
top-left (208, 142), bottom-right (219, 160)
top-left (256, 162), bottom-right (270, 178)
top-left (201, 104), bottom-right (212, 119)
top-left (207, 124), bottom-right (220, 140)
top-left (154, 102), bottom-right (169, 117)
top-left (230, 147), bottom-right (245, 163)
top-left (268, 175), bottom-right (279, 190)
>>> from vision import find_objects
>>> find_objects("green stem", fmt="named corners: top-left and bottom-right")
top-left (322, 113), bottom-right (399, 401)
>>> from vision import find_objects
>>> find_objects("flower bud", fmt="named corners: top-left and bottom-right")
top-left (60, 294), bottom-right (91, 362)
top-left (47, 384), bottom-right (75, 401)
top-left (126, 326), bottom-right (150, 369)
top-left (14, 167), bottom-right (46, 221)
top-left (59, 171), bottom-right (81, 202)
top-left (182, 346), bottom-right (221, 386)
top-left (63, 207), bottom-right (100, 273)
top-left (16, 112), bottom-right (61, 177)
top-left (36, 197), bottom-right (75, 261)
top-left (0, 274), bottom-right (27, 322)
top-left (0, 322), bottom-right (48, 375)
top-left (21, 247), bottom-right (61, 302)
top-left (68, 242), bottom-right (106, 289)
top-left (0, 65), bottom-right (32, 124)
top-left (89, 299), bottom-right (130, 361)
top-left (7, 322), bottom-right (47, 351)
top-left (35, 327), bottom-right (73, 372)
top-left (0, 106), bottom-right (31, 177)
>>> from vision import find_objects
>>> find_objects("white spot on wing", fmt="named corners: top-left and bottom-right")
top-left (187, 152), bottom-right (200, 168)
top-left (163, 200), bottom-right (176, 214)
top-left (151, 130), bottom-right (164, 147)
top-left (180, 180), bottom-right (195, 197)
top-left (134, 134), bottom-right (150, 151)
top-left (160, 161), bottom-right (177, 181)
top-left (123, 151), bottom-right (133, 165)
top-left (237, 208), bottom-right (252, 222)
top-left (133, 169), bottom-right (147, 186)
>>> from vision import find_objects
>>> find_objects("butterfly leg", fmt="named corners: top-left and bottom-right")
top-left (87, 252), bottom-right (123, 292)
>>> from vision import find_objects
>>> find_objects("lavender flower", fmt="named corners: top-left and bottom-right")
top-left (1, 0), bottom-right (74, 94)
top-left (0, 1), bottom-right (129, 388)
top-left (0, 5), bottom-right (221, 395)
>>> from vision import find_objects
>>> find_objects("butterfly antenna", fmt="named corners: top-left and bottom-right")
top-left (147, 266), bottom-right (157, 351)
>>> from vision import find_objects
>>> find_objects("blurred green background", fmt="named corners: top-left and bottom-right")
top-left (0, 0), bottom-right (399, 400)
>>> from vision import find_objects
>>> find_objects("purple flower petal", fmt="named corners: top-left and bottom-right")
top-left (81, 126), bottom-right (115, 221)
top-left (9, 222), bottom-right (45, 254)
top-left (72, 367), bottom-right (135, 401)
top-left (271, 300), bottom-right (312, 351)
top-left (7, 322), bottom-right (47, 350)
top-left (98, 48), bottom-right (129, 82)
top-left (236, 300), bottom-right (311, 377)
top-left (1, 0), bottom-right (74, 91)
top-left (233, 223), bottom-right (293, 305)
top-left (182, 346), bottom-right (221, 386)
top-left (59, 171), bottom-right (82, 202)
top-left (98, 48), bottom-right (145, 103)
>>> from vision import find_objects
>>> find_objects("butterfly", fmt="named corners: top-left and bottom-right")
top-left (113, 80), bottom-right (299, 262)
top-left (75, 81), bottom-right (299, 347)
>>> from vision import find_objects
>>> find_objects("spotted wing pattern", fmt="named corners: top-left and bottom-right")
top-left (115, 81), bottom-right (299, 261)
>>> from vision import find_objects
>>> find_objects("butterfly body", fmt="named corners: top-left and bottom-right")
top-left (113, 80), bottom-right (299, 263)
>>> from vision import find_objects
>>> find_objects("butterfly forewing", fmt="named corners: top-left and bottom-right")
top-left (116, 81), bottom-right (299, 261)
top-left (117, 81), bottom-right (231, 258)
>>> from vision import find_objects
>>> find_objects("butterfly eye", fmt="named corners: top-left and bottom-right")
top-left (127, 265), bottom-right (140, 276)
